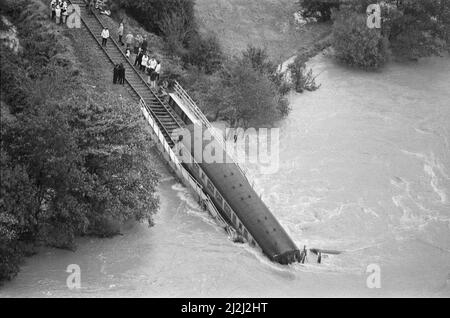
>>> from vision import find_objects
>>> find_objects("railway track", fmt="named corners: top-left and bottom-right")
top-left (69, 0), bottom-right (184, 147)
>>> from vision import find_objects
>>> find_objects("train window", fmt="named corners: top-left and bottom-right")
top-left (224, 204), bottom-right (232, 218)
top-left (216, 192), bottom-right (223, 206)
top-left (239, 222), bottom-right (243, 231)
top-left (207, 179), bottom-right (215, 193)
top-left (231, 214), bottom-right (236, 225)
top-left (251, 240), bottom-right (256, 247)
top-left (243, 229), bottom-right (248, 240)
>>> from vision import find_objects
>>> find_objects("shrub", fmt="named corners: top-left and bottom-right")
top-left (299, 0), bottom-right (340, 22)
top-left (184, 34), bottom-right (224, 74)
top-left (288, 56), bottom-right (321, 93)
top-left (113, 0), bottom-right (197, 38)
top-left (382, 1), bottom-right (448, 60)
top-left (157, 5), bottom-right (196, 56)
top-left (159, 56), bottom-right (187, 83)
top-left (332, 9), bottom-right (390, 70)
top-left (242, 46), bottom-right (291, 97)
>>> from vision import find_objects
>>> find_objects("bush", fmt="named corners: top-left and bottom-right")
top-left (288, 55), bottom-right (321, 93)
top-left (332, 9), bottom-right (389, 70)
top-left (242, 46), bottom-right (291, 97)
top-left (184, 34), bottom-right (224, 74)
top-left (157, 5), bottom-right (196, 56)
top-left (299, 0), bottom-right (340, 22)
top-left (333, 0), bottom-right (450, 62)
top-left (382, 1), bottom-right (448, 60)
top-left (113, 0), bottom-right (197, 38)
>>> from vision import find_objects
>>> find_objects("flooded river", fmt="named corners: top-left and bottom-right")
top-left (1, 54), bottom-right (449, 297)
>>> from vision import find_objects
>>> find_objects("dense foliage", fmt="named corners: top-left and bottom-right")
top-left (0, 0), bottom-right (159, 282)
top-left (299, 0), bottom-right (340, 22)
top-left (330, 0), bottom-right (450, 68)
top-left (179, 47), bottom-right (291, 128)
top-left (288, 55), bottom-right (321, 93)
top-left (382, 0), bottom-right (450, 60)
top-left (332, 9), bottom-right (390, 69)
top-left (112, 0), bottom-right (196, 38)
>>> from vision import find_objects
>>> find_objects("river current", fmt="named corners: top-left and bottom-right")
top-left (1, 53), bottom-right (449, 297)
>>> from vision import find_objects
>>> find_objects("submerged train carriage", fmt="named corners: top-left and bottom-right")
top-left (174, 123), bottom-right (302, 264)
top-left (147, 83), bottom-right (303, 265)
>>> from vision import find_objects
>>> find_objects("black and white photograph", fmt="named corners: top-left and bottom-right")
top-left (0, 0), bottom-right (449, 301)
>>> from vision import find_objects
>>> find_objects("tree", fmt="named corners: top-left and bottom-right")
top-left (0, 150), bottom-right (39, 281)
top-left (113, 0), bottom-right (197, 38)
top-left (210, 61), bottom-right (285, 128)
top-left (288, 56), bottom-right (321, 93)
top-left (69, 91), bottom-right (160, 235)
top-left (242, 46), bottom-right (291, 97)
top-left (382, 0), bottom-right (449, 60)
top-left (299, 0), bottom-right (340, 22)
top-left (184, 34), bottom-right (224, 74)
top-left (332, 9), bottom-right (390, 69)
top-left (331, 0), bottom-right (450, 65)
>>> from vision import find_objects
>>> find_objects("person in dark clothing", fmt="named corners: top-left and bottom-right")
top-left (134, 48), bottom-right (143, 67)
top-left (118, 64), bottom-right (125, 85)
top-left (113, 64), bottom-right (120, 84)
top-left (301, 245), bottom-right (307, 264)
top-left (88, 0), bottom-right (95, 15)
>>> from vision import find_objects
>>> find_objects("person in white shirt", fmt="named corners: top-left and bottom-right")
top-left (147, 57), bottom-right (157, 85)
top-left (55, 4), bottom-right (61, 24)
top-left (118, 22), bottom-right (124, 45)
top-left (61, 1), bottom-right (68, 24)
top-left (151, 60), bottom-right (161, 89)
top-left (101, 28), bottom-right (109, 48)
top-left (50, 0), bottom-right (56, 20)
top-left (140, 53), bottom-right (148, 72)
top-left (125, 33), bottom-right (134, 50)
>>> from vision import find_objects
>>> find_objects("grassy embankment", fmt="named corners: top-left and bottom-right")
top-left (195, 0), bottom-right (332, 64)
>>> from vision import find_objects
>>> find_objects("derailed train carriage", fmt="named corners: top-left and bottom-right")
top-left (173, 124), bottom-right (303, 265)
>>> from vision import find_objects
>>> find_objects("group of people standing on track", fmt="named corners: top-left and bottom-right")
top-left (117, 24), bottom-right (163, 90)
top-left (134, 48), bottom-right (161, 89)
top-left (60, 0), bottom-right (163, 91)
top-left (49, 0), bottom-right (69, 25)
